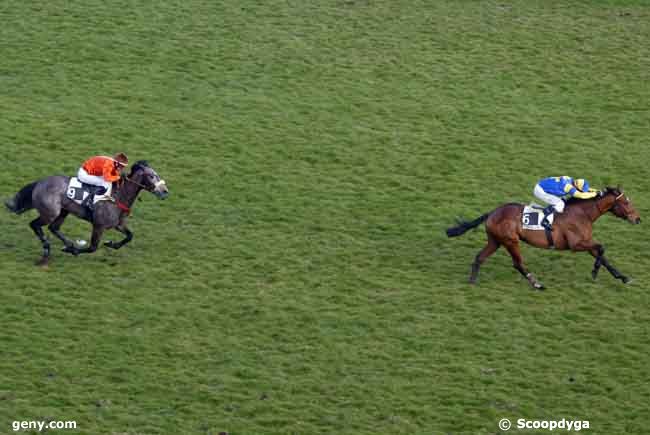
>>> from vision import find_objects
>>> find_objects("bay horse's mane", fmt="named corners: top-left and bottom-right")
top-left (564, 186), bottom-right (621, 206)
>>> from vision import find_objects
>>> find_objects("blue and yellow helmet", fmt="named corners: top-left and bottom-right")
top-left (574, 178), bottom-right (590, 192)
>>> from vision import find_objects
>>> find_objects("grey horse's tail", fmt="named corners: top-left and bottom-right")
top-left (5, 182), bottom-right (38, 214)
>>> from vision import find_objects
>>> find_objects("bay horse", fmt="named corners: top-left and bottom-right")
top-left (5, 160), bottom-right (169, 266)
top-left (446, 187), bottom-right (641, 289)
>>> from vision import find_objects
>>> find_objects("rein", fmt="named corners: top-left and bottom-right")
top-left (123, 176), bottom-right (166, 192)
top-left (116, 200), bottom-right (131, 215)
top-left (113, 175), bottom-right (166, 216)
top-left (111, 177), bottom-right (145, 216)
top-left (124, 177), bottom-right (149, 191)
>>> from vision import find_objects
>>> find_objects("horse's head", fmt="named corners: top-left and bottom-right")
top-left (128, 161), bottom-right (169, 200)
top-left (603, 187), bottom-right (640, 225)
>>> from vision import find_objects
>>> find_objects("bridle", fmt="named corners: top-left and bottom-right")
top-left (113, 171), bottom-right (166, 215)
top-left (596, 190), bottom-right (626, 215)
top-left (123, 176), bottom-right (149, 190)
top-left (121, 175), bottom-right (166, 192)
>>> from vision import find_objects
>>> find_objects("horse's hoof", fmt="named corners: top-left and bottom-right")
top-left (35, 258), bottom-right (49, 268)
top-left (591, 271), bottom-right (598, 280)
top-left (532, 282), bottom-right (545, 291)
top-left (622, 277), bottom-right (633, 285)
top-left (104, 241), bottom-right (117, 249)
top-left (62, 246), bottom-right (79, 256)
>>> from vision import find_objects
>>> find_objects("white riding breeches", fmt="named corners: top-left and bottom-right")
top-left (533, 184), bottom-right (565, 213)
top-left (77, 168), bottom-right (112, 195)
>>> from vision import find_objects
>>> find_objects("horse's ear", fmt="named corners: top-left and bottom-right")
top-left (130, 160), bottom-right (149, 175)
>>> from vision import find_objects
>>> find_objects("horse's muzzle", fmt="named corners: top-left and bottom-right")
top-left (634, 217), bottom-right (641, 224)
top-left (151, 179), bottom-right (169, 200)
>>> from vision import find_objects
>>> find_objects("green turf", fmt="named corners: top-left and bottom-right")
top-left (1, 1), bottom-right (649, 434)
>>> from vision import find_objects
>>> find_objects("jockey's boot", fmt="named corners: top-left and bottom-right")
top-left (81, 191), bottom-right (96, 212)
top-left (541, 205), bottom-right (555, 231)
top-left (81, 186), bottom-right (105, 212)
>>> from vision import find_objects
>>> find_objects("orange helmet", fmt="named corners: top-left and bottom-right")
top-left (113, 152), bottom-right (129, 166)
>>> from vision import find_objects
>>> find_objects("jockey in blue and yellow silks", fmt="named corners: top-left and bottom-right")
top-left (533, 176), bottom-right (598, 230)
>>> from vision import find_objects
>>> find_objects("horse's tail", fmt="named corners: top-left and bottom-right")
top-left (5, 181), bottom-right (38, 214)
top-left (446, 213), bottom-right (489, 237)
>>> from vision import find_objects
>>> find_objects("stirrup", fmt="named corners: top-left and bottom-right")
top-left (542, 205), bottom-right (554, 215)
top-left (541, 213), bottom-right (555, 248)
top-left (541, 206), bottom-right (554, 229)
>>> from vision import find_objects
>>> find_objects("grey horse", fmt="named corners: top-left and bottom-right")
top-left (5, 160), bottom-right (169, 266)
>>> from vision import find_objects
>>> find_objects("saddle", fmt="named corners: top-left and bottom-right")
top-left (66, 178), bottom-right (112, 214)
top-left (522, 204), bottom-right (555, 248)
top-left (522, 204), bottom-right (554, 229)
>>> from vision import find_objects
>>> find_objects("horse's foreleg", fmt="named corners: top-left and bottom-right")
top-left (577, 242), bottom-right (629, 284)
top-left (590, 244), bottom-right (630, 283)
top-left (600, 256), bottom-right (630, 284)
top-left (591, 245), bottom-right (604, 280)
top-left (29, 217), bottom-right (50, 266)
top-left (469, 235), bottom-right (500, 284)
top-left (66, 226), bottom-right (104, 255)
top-left (81, 226), bottom-right (104, 254)
top-left (504, 242), bottom-right (544, 290)
top-left (104, 225), bottom-right (133, 250)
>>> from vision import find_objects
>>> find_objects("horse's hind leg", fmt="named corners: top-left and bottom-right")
top-left (29, 217), bottom-right (51, 267)
top-left (504, 241), bottom-right (544, 290)
top-left (469, 234), bottom-right (500, 284)
top-left (48, 211), bottom-right (77, 252)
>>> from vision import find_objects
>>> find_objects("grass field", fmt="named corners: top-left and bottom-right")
top-left (1, 1), bottom-right (649, 434)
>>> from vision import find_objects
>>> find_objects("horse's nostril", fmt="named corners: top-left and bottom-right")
top-left (636, 218), bottom-right (641, 224)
